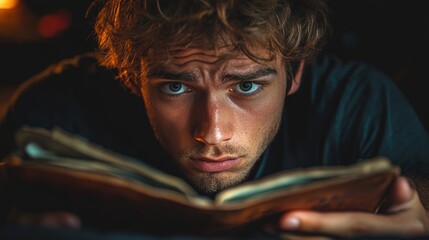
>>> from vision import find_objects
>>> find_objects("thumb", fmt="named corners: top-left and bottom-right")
top-left (380, 176), bottom-right (414, 213)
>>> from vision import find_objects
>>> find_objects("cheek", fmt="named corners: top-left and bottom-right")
top-left (238, 82), bottom-right (286, 128)
top-left (142, 90), bottom-right (193, 151)
top-left (233, 100), bottom-right (284, 155)
top-left (241, 101), bottom-right (283, 136)
top-left (149, 104), bottom-right (188, 133)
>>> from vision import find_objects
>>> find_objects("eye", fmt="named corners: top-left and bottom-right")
top-left (160, 82), bottom-right (189, 95)
top-left (233, 81), bottom-right (262, 95)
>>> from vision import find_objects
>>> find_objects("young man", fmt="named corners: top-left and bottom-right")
top-left (1, 0), bottom-right (429, 238)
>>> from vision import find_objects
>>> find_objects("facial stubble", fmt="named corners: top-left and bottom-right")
top-left (147, 111), bottom-right (283, 195)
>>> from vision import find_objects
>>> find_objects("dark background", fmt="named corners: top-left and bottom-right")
top-left (324, 0), bottom-right (429, 129)
top-left (0, 0), bottom-right (428, 128)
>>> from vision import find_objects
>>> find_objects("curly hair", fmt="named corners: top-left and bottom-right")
top-left (89, 0), bottom-right (331, 94)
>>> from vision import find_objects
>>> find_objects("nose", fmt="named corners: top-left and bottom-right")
top-left (193, 94), bottom-right (233, 145)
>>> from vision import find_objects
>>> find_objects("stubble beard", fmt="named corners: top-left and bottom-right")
top-left (183, 122), bottom-right (281, 195)
top-left (148, 116), bottom-right (282, 195)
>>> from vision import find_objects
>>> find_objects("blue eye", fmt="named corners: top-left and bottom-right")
top-left (160, 82), bottom-right (189, 95)
top-left (234, 82), bottom-right (261, 95)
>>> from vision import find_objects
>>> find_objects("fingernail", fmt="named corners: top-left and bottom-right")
top-left (281, 216), bottom-right (300, 230)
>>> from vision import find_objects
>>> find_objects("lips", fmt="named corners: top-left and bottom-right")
top-left (190, 157), bottom-right (241, 172)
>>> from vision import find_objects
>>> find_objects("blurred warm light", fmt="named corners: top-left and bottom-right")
top-left (37, 10), bottom-right (71, 38)
top-left (0, 0), bottom-right (41, 43)
top-left (0, 0), bottom-right (19, 9)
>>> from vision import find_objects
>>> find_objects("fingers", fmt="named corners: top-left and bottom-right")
top-left (279, 210), bottom-right (427, 238)
top-left (276, 176), bottom-right (429, 238)
top-left (13, 211), bottom-right (81, 229)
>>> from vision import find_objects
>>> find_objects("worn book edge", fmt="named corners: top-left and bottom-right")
top-left (5, 126), bottom-right (401, 210)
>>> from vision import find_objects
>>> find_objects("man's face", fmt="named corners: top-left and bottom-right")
top-left (140, 46), bottom-right (287, 194)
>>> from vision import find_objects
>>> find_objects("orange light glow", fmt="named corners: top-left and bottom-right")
top-left (0, 0), bottom-right (19, 9)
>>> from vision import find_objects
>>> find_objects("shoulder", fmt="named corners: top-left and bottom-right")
top-left (7, 53), bottom-right (127, 122)
top-left (294, 54), bottom-right (411, 130)
top-left (288, 54), bottom-right (399, 131)
top-left (0, 53), bottom-right (148, 159)
top-left (11, 53), bottom-right (116, 104)
top-left (302, 54), bottom-right (397, 108)
top-left (1, 52), bottom-right (129, 135)
top-left (283, 54), bottom-right (429, 174)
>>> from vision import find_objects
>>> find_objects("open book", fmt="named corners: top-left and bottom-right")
top-left (0, 126), bottom-right (400, 234)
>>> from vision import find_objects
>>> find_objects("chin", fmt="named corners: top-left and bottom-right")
top-left (185, 169), bottom-right (251, 195)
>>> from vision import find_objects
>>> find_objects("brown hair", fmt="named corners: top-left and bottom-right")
top-left (89, 0), bottom-right (331, 94)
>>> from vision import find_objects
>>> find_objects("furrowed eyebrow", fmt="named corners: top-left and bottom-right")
top-left (148, 70), bottom-right (197, 81)
top-left (148, 68), bottom-right (277, 82)
top-left (222, 68), bottom-right (277, 82)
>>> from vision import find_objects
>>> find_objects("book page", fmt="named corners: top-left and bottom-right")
top-left (14, 126), bottom-right (200, 199)
top-left (214, 157), bottom-right (395, 205)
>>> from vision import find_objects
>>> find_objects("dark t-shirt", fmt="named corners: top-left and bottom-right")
top-left (1, 53), bottom-right (428, 183)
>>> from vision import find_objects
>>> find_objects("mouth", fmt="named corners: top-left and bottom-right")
top-left (189, 157), bottom-right (241, 173)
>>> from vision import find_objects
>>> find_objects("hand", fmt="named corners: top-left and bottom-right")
top-left (276, 176), bottom-right (429, 239)
top-left (8, 211), bottom-right (81, 229)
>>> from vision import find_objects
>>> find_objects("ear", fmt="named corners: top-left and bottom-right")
top-left (287, 60), bottom-right (305, 95)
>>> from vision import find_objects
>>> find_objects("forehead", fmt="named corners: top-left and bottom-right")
top-left (148, 44), bottom-right (280, 71)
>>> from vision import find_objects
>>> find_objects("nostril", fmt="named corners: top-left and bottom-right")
top-left (192, 97), bottom-right (233, 145)
top-left (193, 131), bottom-right (232, 145)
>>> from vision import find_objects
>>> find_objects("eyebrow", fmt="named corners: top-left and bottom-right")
top-left (148, 70), bottom-right (197, 81)
top-left (148, 67), bottom-right (277, 82)
top-left (222, 68), bottom-right (277, 82)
